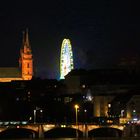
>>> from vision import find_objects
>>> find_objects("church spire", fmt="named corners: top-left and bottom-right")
top-left (22, 28), bottom-right (30, 49)
top-left (20, 28), bottom-right (33, 80)
top-left (25, 28), bottom-right (30, 48)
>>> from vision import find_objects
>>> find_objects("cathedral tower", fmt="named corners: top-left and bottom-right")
top-left (19, 29), bottom-right (33, 80)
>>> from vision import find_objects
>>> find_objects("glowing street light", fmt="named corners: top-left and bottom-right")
top-left (33, 107), bottom-right (42, 123)
top-left (74, 104), bottom-right (79, 138)
top-left (33, 109), bottom-right (36, 124)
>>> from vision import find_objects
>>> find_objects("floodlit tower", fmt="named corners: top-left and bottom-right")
top-left (60, 39), bottom-right (74, 79)
top-left (19, 29), bottom-right (33, 80)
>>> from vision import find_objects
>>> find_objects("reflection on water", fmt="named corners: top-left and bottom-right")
top-left (50, 138), bottom-right (138, 140)
top-left (0, 138), bottom-right (140, 140)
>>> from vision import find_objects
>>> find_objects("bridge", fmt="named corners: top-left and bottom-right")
top-left (0, 122), bottom-right (126, 138)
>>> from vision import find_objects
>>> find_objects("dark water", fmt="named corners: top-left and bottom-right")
top-left (0, 138), bottom-right (140, 140)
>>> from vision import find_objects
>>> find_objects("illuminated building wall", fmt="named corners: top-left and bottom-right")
top-left (60, 39), bottom-right (74, 79)
top-left (93, 96), bottom-right (114, 117)
top-left (126, 95), bottom-right (140, 120)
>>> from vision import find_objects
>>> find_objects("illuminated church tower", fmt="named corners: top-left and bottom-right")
top-left (60, 39), bottom-right (74, 79)
top-left (0, 29), bottom-right (33, 82)
top-left (19, 29), bottom-right (33, 80)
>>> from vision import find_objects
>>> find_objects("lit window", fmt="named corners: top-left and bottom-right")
top-left (27, 63), bottom-right (30, 68)
top-left (121, 110), bottom-right (124, 117)
top-left (82, 85), bottom-right (86, 88)
top-left (108, 103), bottom-right (111, 108)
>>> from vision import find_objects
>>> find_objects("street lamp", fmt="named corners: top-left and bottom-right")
top-left (33, 107), bottom-right (42, 123)
top-left (74, 104), bottom-right (79, 138)
top-left (33, 109), bottom-right (36, 124)
top-left (84, 109), bottom-right (87, 123)
top-left (40, 109), bottom-right (43, 122)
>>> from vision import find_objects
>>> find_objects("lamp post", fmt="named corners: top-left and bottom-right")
top-left (33, 109), bottom-right (36, 124)
top-left (74, 104), bottom-right (79, 138)
top-left (40, 109), bottom-right (43, 122)
top-left (34, 107), bottom-right (42, 123)
top-left (84, 109), bottom-right (87, 123)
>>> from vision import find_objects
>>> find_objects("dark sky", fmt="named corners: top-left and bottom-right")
top-left (0, 0), bottom-right (140, 79)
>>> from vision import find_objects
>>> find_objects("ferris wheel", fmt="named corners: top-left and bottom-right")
top-left (60, 39), bottom-right (74, 79)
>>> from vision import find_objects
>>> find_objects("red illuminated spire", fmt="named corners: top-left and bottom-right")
top-left (19, 28), bottom-right (33, 80)
top-left (22, 28), bottom-right (31, 50)
top-left (25, 28), bottom-right (30, 48)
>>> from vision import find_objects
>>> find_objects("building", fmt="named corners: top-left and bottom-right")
top-left (0, 29), bottom-right (33, 82)
top-left (64, 69), bottom-right (140, 120)
top-left (126, 95), bottom-right (140, 120)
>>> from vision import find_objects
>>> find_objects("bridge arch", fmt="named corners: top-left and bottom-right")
top-left (44, 127), bottom-right (83, 138)
top-left (88, 127), bottom-right (122, 137)
top-left (0, 127), bottom-right (38, 139)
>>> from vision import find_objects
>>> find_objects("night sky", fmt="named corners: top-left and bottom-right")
top-left (0, 0), bottom-right (140, 79)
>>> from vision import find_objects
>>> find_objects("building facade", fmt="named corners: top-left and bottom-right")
top-left (0, 30), bottom-right (33, 82)
top-left (64, 69), bottom-right (140, 122)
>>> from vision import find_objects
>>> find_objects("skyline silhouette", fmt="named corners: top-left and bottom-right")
top-left (0, 0), bottom-right (140, 79)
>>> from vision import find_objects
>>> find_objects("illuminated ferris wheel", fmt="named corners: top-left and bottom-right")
top-left (60, 39), bottom-right (74, 79)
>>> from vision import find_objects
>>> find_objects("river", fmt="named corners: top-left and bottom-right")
top-left (0, 138), bottom-right (140, 140)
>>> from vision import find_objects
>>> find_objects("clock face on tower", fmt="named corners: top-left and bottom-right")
top-left (60, 39), bottom-right (74, 79)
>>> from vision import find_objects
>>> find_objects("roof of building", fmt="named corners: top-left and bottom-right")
top-left (66, 68), bottom-right (140, 85)
top-left (0, 67), bottom-right (21, 78)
